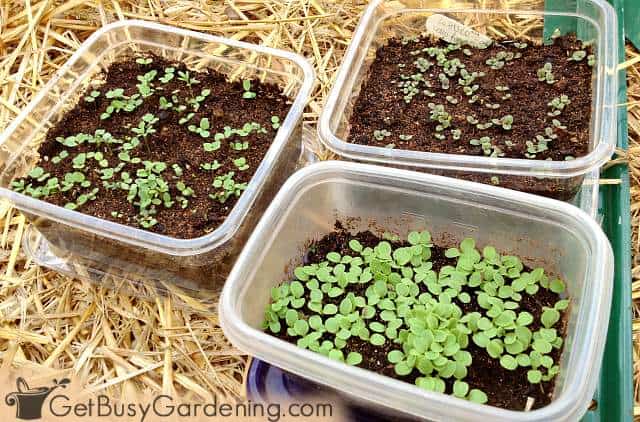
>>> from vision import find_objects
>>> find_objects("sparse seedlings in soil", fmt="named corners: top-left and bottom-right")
top-left (347, 33), bottom-right (593, 194)
top-left (11, 54), bottom-right (290, 236)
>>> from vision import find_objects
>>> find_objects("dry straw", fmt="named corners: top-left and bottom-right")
top-left (625, 43), bottom-right (640, 418)
top-left (0, 0), bottom-right (633, 411)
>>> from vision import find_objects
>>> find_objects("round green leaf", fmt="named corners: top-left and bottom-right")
top-left (477, 317), bottom-right (493, 331)
top-left (532, 339), bottom-right (552, 354)
top-left (500, 355), bottom-right (518, 370)
top-left (460, 238), bottom-right (475, 252)
top-left (541, 309), bottom-right (560, 328)
top-left (472, 332), bottom-right (490, 348)
top-left (346, 352), bottom-right (363, 365)
top-left (527, 369), bottom-right (542, 384)
top-left (408, 231), bottom-right (421, 245)
top-left (290, 281), bottom-right (304, 298)
top-left (339, 298), bottom-right (354, 315)
top-left (487, 340), bottom-right (503, 358)
top-left (395, 361), bottom-right (413, 376)
top-left (467, 389), bottom-right (488, 404)
top-left (308, 315), bottom-right (323, 331)
top-left (388, 350), bottom-right (404, 364)
top-left (445, 248), bottom-right (460, 258)
top-left (328, 349), bottom-right (343, 362)
top-left (370, 333), bottom-right (385, 346)
top-left (453, 380), bottom-right (469, 398)
top-left (293, 319), bottom-right (309, 336)
top-left (311, 289), bottom-right (323, 302)
top-left (327, 287), bottom-right (343, 298)
top-left (362, 305), bottom-right (376, 319)
top-left (349, 239), bottom-right (363, 252)
top-left (308, 301), bottom-right (322, 313)
top-left (516, 354), bottom-right (531, 367)
top-left (294, 267), bottom-right (309, 281)
top-left (555, 299), bottom-right (570, 310)
top-left (323, 304), bottom-right (338, 315)
top-left (268, 320), bottom-right (281, 334)
top-left (550, 278), bottom-right (566, 293)
top-left (516, 312), bottom-right (534, 326)
top-left (327, 252), bottom-right (341, 263)
top-left (285, 309), bottom-right (298, 326)
top-left (336, 328), bottom-right (351, 340)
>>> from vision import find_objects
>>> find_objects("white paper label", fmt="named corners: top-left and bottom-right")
top-left (425, 14), bottom-right (492, 48)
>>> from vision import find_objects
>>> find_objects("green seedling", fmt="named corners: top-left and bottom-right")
top-left (136, 57), bottom-right (153, 65)
top-left (210, 171), bottom-right (247, 203)
top-left (159, 67), bottom-right (175, 83)
top-left (84, 90), bottom-right (101, 103)
top-left (177, 70), bottom-right (199, 87)
top-left (242, 80), bottom-right (256, 99)
top-left (537, 62), bottom-right (556, 84)
top-left (188, 118), bottom-right (211, 138)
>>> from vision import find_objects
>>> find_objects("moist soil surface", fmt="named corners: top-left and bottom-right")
top-left (274, 223), bottom-right (567, 411)
top-left (22, 54), bottom-right (290, 238)
top-left (347, 35), bottom-right (593, 198)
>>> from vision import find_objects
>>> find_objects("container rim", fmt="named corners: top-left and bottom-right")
top-left (220, 161), bottom-right (614, 422)
top-left (0, 19), bottom-right (315, 256)
top-left (318, 0), bottom-right (618, 178)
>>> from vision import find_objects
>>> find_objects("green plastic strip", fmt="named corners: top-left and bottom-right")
top-left (544, 0), bottom-right (633, 420)
top-left (543, 0), bottom-right (577, 41)
top-left (624, 0), bottom-right (639, 49)
top-left (582, 0), bottom-right (634, 420)
top-left (543, 0), bottom-right (594, 42)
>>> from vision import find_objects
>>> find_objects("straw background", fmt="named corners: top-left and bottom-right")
top-left (0, 0), bottom-right (638, 415)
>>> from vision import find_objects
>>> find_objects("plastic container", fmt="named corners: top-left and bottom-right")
top-left (318, 0), bottom-right (618, 200)
top-left (0, 20), bottom-right (314, 295)
top-left (246, 358), bottom-right (408, 422)
top-left (219, 161), bottom-right (614, 422)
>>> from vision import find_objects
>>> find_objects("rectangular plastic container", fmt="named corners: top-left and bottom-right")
top-left (219, 160), bottom-right (614, 422)
top-left (318, 0), bottom-right (618, 200)
top-left (0, 20), bottom-right (314, 295)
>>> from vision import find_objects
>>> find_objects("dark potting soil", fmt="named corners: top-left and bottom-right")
top-left (274, 222), bottom-right (567, 411)
top-left (20, 54), bottom-right (290, 238)
top-left (346, 35), bottom-right (593, 198)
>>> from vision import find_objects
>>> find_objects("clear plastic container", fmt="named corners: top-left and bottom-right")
top-left (219, 161), bottom-right (613, 422)
top-left (0, 20), bottom-right (314, 294)
top-left (318, 0), bottom-right (618, 200)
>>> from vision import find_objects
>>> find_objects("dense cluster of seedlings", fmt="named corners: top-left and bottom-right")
top-left (263, 230), bottom-right (568, 408)
top-left (348, 31), bottom-right (595, 167)
top-left (11, 54), bottom-right (286, 234)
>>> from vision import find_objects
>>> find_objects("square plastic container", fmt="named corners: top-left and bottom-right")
top-left (0, 20), bottom-right (314, 295)
top-left (219, 161), bottom-right (614, 421)
top-left (318, 0), bottom-right (618, 200)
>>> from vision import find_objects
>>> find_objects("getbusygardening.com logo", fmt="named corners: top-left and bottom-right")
top-left (5, 377), bottom-right (70, 420)
top-left (1, 374), bottom-right (337, 422)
